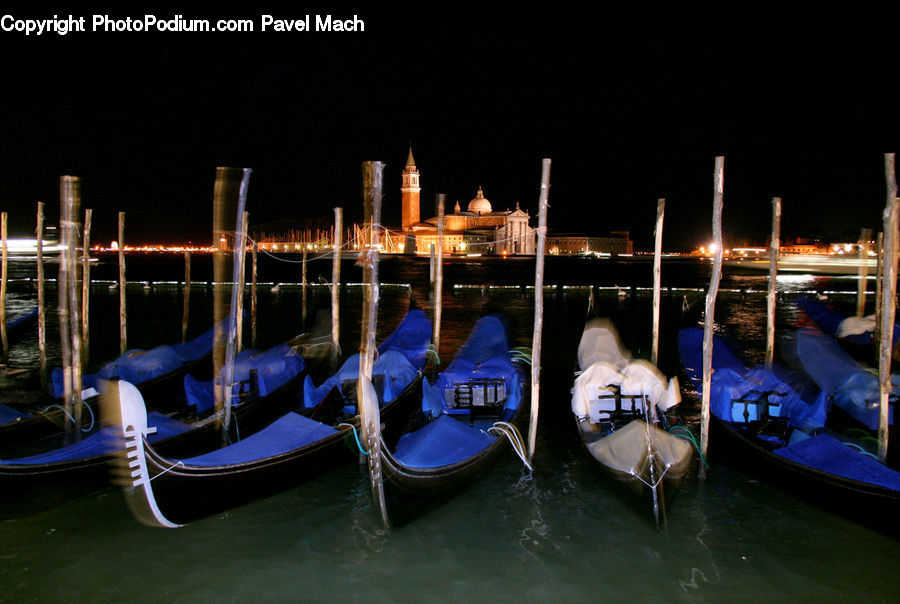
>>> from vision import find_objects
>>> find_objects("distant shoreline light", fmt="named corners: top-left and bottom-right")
top-left (91, 245), bottom-right (217, 253)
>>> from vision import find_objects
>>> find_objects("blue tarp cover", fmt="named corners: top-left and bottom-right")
top-left (178, 412), bottom-right (337, 467)
top-left (375, 309), bottom-right (432, 370)
top-left (51, 322), bottom-right (218, 398)
top-left (794, 327), bottom-right (896, 429)
top-left (678, 328), bottom-right (827, 431)
top-left (677, 326), bottom-right (745, 385)
top-left (0, 403), bottom-right (30, 424)
top-left (391, 315), bottom-right (517, 468)
top-left (392, 414), bottom-right (495, 468)
top-left (304, 310), bottom-right (432, 408)
top-left (185, 344), bottom-right (306, 413)
top-left (0, 412), bottom-right (191, 465)
top-left (7, 307), bottom-right (38, 333)
top-left (774, 433), bottom-right (900, 491)
top-left (303, 351), bottom-right (420, 409)
top-left (421, 315), bottom-right (520, 418)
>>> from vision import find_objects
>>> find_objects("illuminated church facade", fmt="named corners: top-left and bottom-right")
top-left (398, 148), bottom-right (535, 256)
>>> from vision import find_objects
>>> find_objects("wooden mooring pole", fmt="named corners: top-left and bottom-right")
top-left (877, 153), bottom-right (898, 462)
top-left (36, 202), bottom-right (47, 388)
top-left (527, 158), bottom-right (551, 462)
top-left (118, 211), bottom-right (127, 355)
top-left (81, 209), bottom-right (92, 368)
top-left (765, 197), bottom-right (781, 369)
top-left (331, 207), bottom-right (343, 368)
top-left (357, 160), bottom-right (389, 527)
top-left (429, 243), bottom-right (436, 287)
top-left (434, 195), bottom-right (445, 362)
top-left (182, 250), bottom-right (191, 343)
top-left (251, 239), bottom-right (258, 348)
top-left (301, 250), bottom-right (308, 329)
top-left (651, 198), bottom-right (665, 367)
top-left (1, 212), bottom-right (7, 374)
top-left (221, 169), bottom-right (252, 443)
top-left (875, 231), bottom-right (885, 350)
top-left (211, 167), bottom-right (251, 441)
top-left (856, 228), bottom-right (873, 318)
top-left (700, 156), bottom-right (725, 479)
top-left (60, 177), bottom-right (83, 441)
top-left (235, 211), bottom-right (249, 354)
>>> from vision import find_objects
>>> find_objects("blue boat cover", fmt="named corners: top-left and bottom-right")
top-left (0, 412), bottom-right (191, 466)
top-left (794, 295), bottom-right (900, 346)
top-left (185, 344), bottom-right (306, 413)
top-left (774, 433), bottom-right (900, 491)
top-left (177, 412), bottom-right (337, 467)
top-left (0, 403), bottom-right (30, 424)
top-left (422, 315), bottom-right (521, 418)
top-left (304, 310), bottom-right (432, 408)
top-left (794, 326), bottom-right (896, 430)
top-left (7, 307), bottom-right (39, 333)
top-left (392, 414), bottom-right (495, 468)
top-left (678, 328), bottom-right (827, 431)
top-left (303, 351), bottom-right (420, 409)
top-left (677, 327), bottom-right (745, 382)
top-left (376, 309), bottom-right (433, 369)
top-left (50, 322), bottom-right (219, 398)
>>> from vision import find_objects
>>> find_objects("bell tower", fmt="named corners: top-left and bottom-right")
top-left (401, 146), bottom-right (420, 231)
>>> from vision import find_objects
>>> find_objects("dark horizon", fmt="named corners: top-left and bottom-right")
top-left (1, 7), bottom-right (897, 251)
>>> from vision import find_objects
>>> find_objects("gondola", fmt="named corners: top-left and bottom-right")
top-left (0, 320), bottom-right (222, 455)
top-left (6, 306), bottom-right (39, 344)
top-left (108, 310), bottom-right (432, 527)
top-left (780, 323), bottom-right (897, 465)
top-left (0, 308), bottom-right (41, 424)
top-left (678, 327), bottom-right (900, 534)
top-left (0, 329), bottom-right (327, 517)
top-left (570, 318), bottom-right (691, 528)
top-left (374, 314), bottom-right (530, 527)
top-left (793, 294), bottom-right (900, 364)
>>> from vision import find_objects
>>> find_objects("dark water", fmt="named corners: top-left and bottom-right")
top-left (1, 255), bottom-right (897, 602)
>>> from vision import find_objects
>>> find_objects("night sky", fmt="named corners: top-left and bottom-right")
top-left (0, 6), bottom-right (897, 251)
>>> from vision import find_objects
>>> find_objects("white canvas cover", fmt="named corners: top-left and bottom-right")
top-left (571, 319), bottom-right (681, 420)
top-left (585, 419), bottom-right (692, 475)
top-left (577, 318), bottom-right (631, 372)
top-left (837, 315), bottom-right (876, 339)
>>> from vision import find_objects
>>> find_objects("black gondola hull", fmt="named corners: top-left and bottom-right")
top-left (0, 361), bottom-right (310, 518)
top-left (0, 353), bottom-right (213, 457)
top-left (574, 416), bottom-right (693, 519)
top-left (708, 414), bottom-right (900, 535)
top-left (136, 429), bottom-right (356, 525)
top-left (123, 374), bottom-right (424, 526)
top-left (377, 370), bottom-right (529, 527)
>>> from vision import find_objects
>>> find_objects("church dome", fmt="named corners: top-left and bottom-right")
top-left (467, 187), bottom-right (492, 214)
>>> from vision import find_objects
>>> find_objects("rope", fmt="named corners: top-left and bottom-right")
top-left (250, 221), bottom-right (539, 257)
top-left (510, 347), bottom-right (532, 364)
top-left (669, 424), bottom-right (709, 469)
top-left (338, 422), bottom-right (369, 456)
top-left (633, 462), bottom-right (671, 490)
top-left (40, 401), bottom-right (96, 433)
top-left (509, 350), bottom-right (532, 365)
top-left (149, 459), bottom-right (186, 481)
top-left (488, 421), bottom-right (533, 472)
top-left (841, 440), bottom-right (880, 460)
top-left (246, 229), bottom-right (369, 265)
top-left (425, 346), bottom-right (441, 366)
